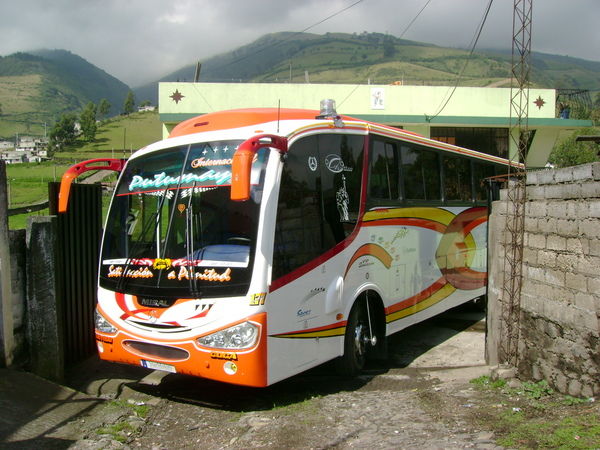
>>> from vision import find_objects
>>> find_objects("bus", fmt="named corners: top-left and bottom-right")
top-left (58, 100), bottom-right (514, 387)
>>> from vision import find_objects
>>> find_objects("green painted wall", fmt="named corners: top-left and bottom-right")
top-left (159, 82), bottom-right (557, 119)
top-left (158, 82), bottom-right (593, 165)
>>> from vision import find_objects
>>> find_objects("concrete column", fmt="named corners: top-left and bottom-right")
top-left (486, 200), bottom-right (507, 366)
top-left (26, 216), bottom-right (64, 382)
top-left (0, 161), bottom-right (15, 367)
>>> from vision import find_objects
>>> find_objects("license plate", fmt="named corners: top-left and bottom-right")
top-left (141, 360), bottom-right (177, 373)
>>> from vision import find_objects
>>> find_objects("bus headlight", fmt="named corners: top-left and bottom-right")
top-left (197, 321), bottom-right (259, 350)
top-left (95, 309), bottom-right (117, 334)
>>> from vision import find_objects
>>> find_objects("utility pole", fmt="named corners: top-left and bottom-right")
top-left (500, 0), bottom-right (533, 366)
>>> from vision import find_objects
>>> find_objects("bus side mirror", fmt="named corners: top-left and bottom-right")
top-left (58, 158), bottom-right (127, 213)
top-left (231, 135), bottom-right (287, 202)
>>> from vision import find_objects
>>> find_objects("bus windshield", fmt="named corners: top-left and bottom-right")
top-left (100, 140), bottom-right (268, 299)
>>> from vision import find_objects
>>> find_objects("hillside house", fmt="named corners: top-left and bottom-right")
top-left (1, 136), bottom-right (49, 163)
top-left (16, 136), bottom-right (48, 153)
top-left (1, 151), bottom-right (26, 164)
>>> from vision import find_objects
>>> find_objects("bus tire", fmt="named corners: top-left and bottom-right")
top-left (336, 300), bottom-right (369, 377)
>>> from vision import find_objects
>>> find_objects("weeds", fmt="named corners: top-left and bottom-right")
top-left (95, 421), bottom-right (135, 443)
top-left (93, 399), bottom-right (150, 443)
top-left (469, 375), bottom-right (506, 389)
top-left (108, 399), bottom-right (150, 418)
top-left (497, 414), bottom-right (600, 449)
top-left (469, 376), bottom-right (599, 449)
top-left (520, 380), bottom-right (553, 400)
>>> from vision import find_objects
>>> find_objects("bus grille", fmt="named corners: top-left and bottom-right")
top-left (123, 340), bottom-right (189, 361)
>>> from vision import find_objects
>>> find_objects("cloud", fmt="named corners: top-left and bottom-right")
top-left (0, 0), bottom-right (598, 87)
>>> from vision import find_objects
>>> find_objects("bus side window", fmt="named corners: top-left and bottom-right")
top-left (401, 145), bottom-right (441, 201)
top-left (319, 133), bottom-right (363, 242)
top-left (443, 155), bottom-right (472, 202)
top-left (273, 134), bottom-right (363, 280)
top-left (369, 139), bottom-right (399, 201)
top-left (273, 136), bottom-right (321, 279)
top-left (473, 162), bottom-right (497, 201)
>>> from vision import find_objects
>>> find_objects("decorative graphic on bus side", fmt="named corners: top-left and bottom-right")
top-left (271, 207), bottom-right (486, 339)
top-left (356, 206), bottom-right (487, 323)
top-left (271, 321), bottom-right (347, 339)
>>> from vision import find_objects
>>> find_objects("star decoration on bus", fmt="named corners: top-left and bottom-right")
top-left (533, 96), bottom-right (545, 109)
top-left (170, 89), bottom-right (185, 104)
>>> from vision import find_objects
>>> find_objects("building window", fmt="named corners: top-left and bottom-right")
top-left (431, 127), bottom-right (508, 159)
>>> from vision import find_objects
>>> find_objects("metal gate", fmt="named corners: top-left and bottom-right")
top-left (49, 182), bottom-right (102, 364)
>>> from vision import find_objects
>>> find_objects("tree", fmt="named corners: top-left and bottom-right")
top-left (139, 100), bottom-right (152, 107)
top-left (80, 102), bottom-right (97, 142)
top-left (48, 113), bottom-right (77, 152)
top-left (548, 127), bottom-right (600, 168)
top-left (383, 35), bottom-right (396, 58)
top-left (123, 90), bottom-right (135, 115)
top-left (98, 98), bottom-right (111, 119)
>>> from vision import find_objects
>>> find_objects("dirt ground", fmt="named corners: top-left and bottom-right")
top-left (65, 306), bottom-right (517, 449)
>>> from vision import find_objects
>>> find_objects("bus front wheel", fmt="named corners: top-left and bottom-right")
top-left (336, 301), bottom-right (371, 377)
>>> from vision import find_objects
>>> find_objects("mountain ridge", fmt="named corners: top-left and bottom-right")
top-left (1, 32), bottom-right (598, 139)
top-left (0, 49), bottom-right (130, 139)
top-left (133, 31), bottom-right (600, 105)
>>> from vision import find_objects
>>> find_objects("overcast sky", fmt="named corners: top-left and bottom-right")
top-left (1, 0), bottom-right (598, 87)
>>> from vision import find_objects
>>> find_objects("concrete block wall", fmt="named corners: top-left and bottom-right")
top-left (8, 230), bottom-right (27, 366)
top-left (490, 162), bottom-right (600, 397)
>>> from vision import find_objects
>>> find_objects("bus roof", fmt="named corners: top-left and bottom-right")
top-left (167, 108), bottom-right (519, 168)
top-left (169, 108), bottom-right (327, 138)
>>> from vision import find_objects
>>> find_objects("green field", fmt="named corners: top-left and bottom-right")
top-left (57, 111), bottom-right (162, 160)
top-left (6, 111), bottom-right (162, 230)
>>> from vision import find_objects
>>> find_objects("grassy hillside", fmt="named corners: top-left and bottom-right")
top-left (0, 50), bottom-right (130, 140)
top-left (56, 111), bottom-right (162, 161)
top-left (6, 111), bottom-right (162, 229)
top-left (134, 32), bottom-right (600, 104)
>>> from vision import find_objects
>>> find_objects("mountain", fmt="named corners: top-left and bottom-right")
top-left (0, 49), bottom-right (130, 139)
top-left (134, 31), bottom-right (600, 106)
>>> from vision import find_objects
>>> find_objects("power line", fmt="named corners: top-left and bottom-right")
top-left (339, 0), bottom-right (433, 108)
top-left (398, 0), bottom-right (433, 40)
top-left (426, 0), bottom-right (494, 121)
top-left (201, 0), bottom-right (367, 78)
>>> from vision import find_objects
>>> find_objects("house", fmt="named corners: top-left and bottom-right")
top-left (0, 151), bottom-right (26, 164)
top-left (16, 136), bottom-right (48, 153)
top-left (2, 136), bottom-right (49, 163)
top-left (158, 82), bottom-right (593, 168)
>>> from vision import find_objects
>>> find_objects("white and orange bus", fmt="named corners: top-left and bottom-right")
top-left (59, 101), bottom-right (514, 387)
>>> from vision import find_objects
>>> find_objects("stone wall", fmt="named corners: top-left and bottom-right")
top-left (488, 162), bottom-right (600, 397)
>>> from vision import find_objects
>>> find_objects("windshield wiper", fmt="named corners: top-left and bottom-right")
top-left (155, 144), bottom-right (193, 289)
top-left (184, 181), bottom-right (202, 296)
top-left (116, 207), bottom-right (160, 293)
